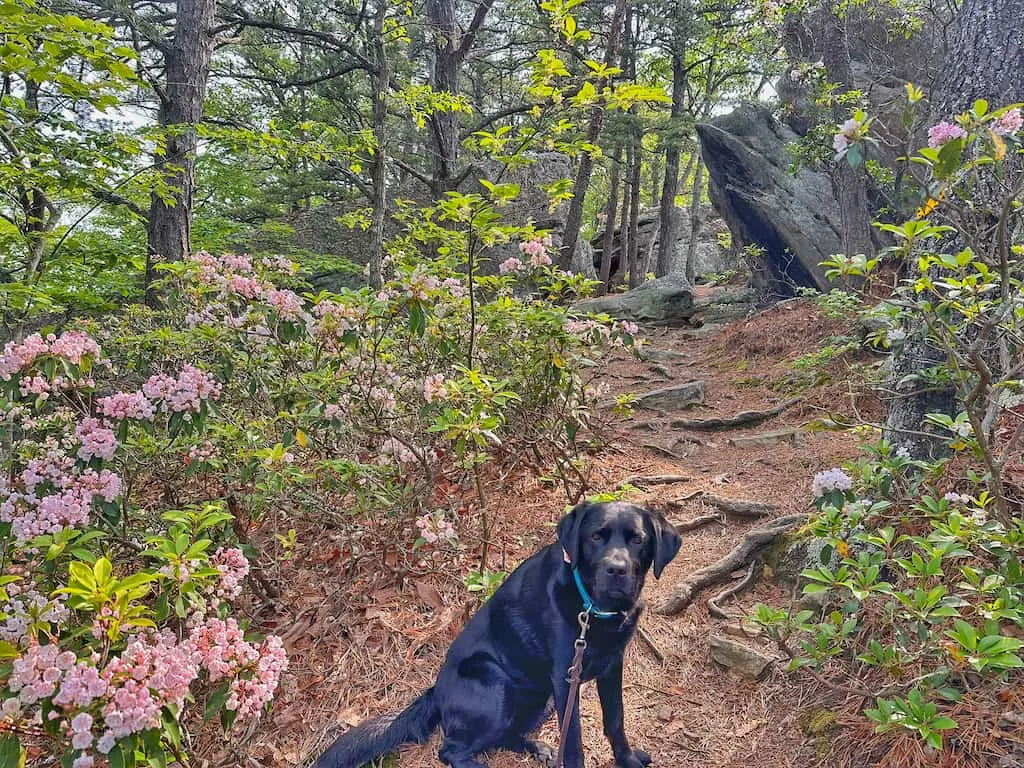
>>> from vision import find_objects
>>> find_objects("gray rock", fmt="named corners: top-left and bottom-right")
top-left (637, 381), bottom-right (706, 411)
top-left (697, 104), bottom-right (840, 295)
top-left (573, 274), bottom-right (695, 325)
top-left (708, 635), bottom-right (774, 679)
top-left (638, 347), bottom-right (688, 363)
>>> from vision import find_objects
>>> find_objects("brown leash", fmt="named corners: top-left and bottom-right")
top-left (555, 609), bottom-right (592, 768)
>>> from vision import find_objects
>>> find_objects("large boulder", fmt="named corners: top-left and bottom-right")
top-left (572, 275), bottom-right (753, 327)
top-left (697, 104), bottom-right (839, 296)
top-left (572, 274), bottom-right (695, 325)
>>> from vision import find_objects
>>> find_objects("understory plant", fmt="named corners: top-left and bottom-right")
top-left (753, 99), bottom-right (1024, 754)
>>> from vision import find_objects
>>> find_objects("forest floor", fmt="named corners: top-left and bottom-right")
top-left (217, 298), bottom-right (898, 768)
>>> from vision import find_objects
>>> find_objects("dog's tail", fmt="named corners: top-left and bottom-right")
top-left (315, 688), bottom-right (440, 768)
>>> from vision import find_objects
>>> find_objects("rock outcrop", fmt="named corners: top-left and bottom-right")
top-left (697, 104), bottom-right (839, 296)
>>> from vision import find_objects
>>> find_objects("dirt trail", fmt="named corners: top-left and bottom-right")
top-left (236, 300), bottom-right (875, 768)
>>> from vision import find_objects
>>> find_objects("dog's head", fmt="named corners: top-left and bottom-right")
top-left (557, 501), bottom-right (681, 612)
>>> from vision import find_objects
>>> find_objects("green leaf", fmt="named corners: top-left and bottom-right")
top-left (0, 733), bottom-right (21, 768)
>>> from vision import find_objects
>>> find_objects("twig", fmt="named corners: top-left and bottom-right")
top-left (636, 624), bottom-right (665, 664)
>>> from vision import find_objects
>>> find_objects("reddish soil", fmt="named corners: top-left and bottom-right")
top-left (218, 300), bottom-right (892, 768)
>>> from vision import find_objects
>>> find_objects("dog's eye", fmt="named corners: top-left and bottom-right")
top-left (591, 532), bottom-right (603, 542)
top-left (629, 534), bottom-right (644, 545)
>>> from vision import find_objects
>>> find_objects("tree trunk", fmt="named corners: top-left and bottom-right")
top-left (684, 157), bottom-right (704, 283)
top-left (821, 2), bottom-right (874, 260)
top-left (656, 38), bottom-right (687, 277)
top-left (145, 0), bottom-right (215, 306)
top-left (367, 4), bottom-right (390, 290)
top-left (614, 145), bottom-right (633, 285)
top-left (425, 0), bottom-right (496, 197)
top-left (627, 133), bottom-right (642, 288)
top-left (883, 0), bottom-right (1024, 459)
top-left (599, 146), bottom-right (623, 292)
top-left (558, 0), bottom-right (629, 269)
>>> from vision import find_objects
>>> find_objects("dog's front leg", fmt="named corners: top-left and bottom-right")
top-left (551, 668), bottom-right (585, 768)
top-left (597, 660), bottom-right (652, 768)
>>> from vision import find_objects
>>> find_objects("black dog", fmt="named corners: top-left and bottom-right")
top-left (316, 501), bottom-right (681, 768)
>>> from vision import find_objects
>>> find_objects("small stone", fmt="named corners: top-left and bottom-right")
top-left (639, 347), bottom-right (689, 363)
top-left (708, 635), bottom-right (774, 679)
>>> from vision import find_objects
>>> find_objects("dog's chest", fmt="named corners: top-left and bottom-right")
top-left (578, 621), bottom-right (635, 680)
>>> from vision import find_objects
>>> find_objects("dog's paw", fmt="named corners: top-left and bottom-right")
top-left (614, 748), bottom-right (652, 768)
top-left (526, 740), bottom-right (558, 768)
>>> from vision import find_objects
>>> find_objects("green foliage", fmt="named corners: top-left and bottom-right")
top-left (753, 100), bottom-right (1024, 752)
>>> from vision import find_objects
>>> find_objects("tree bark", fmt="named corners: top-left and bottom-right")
top-left (684, 157), bottom-right (704, 283)
top-left (626, 127), bottom-right (642, 287)
top-left (145, 0), bottom-right (216, 306)
top-left (613, 148), bottom-right (632, 285)
top-left (558, 0), bottom-right (629, 269)
top-left (884, 0), bottom-right (1024, 459)
top-left (821, 2), bottom-right (873, 260)
top-left (656, 39), bottom-right (687, 277)
top-left (425, 0), bottom-right (496, 196)
top-left (599, 146), bottom-right (622, 292)
top-left (367, 4), bottom-right (390, 290)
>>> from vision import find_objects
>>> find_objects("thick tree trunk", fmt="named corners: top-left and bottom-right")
top-left (367, 6), bottom-right (390, 290)
top-left (613, 146), bottom-right (632, 285)
top-left (884, 0), bottom-right (1024, 458)
top-left (599, 146), bottom-right (623, 292)
top-left (656, 38), bottom-right (687, 277)
top-left (425, 0), bottom-right (496, 197)
top-left (145, 0), bottom-right (215, 305)
top-left (821, 3), bottom-right (873, 260)
top-left (626, 135), bottom-right (642, 288)
top-left (558, 0), bottom-right (629, 269)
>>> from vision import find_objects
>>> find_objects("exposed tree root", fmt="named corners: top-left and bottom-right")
top-left (702, 493), bottom-right (778, 518)
top-left (619, 473), bottom-right (692, 489)
top-left (656, 514), bottom-right (806, 616)
top-left (671, 513), bottom-right (722, 532)
top-left (707, 559), bottom-right (762, 619)
top-left (669, 397), bottom-right (801, 431)
top-left (636, 624), bottom-right (665, 664)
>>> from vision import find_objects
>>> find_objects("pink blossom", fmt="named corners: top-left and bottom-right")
top-left (442, 277), bottom-right (467, 298)
top-left (226, 275), bottom-right (264, 299)
top-left (993, 108), bottom-right (1023, 136)
top-left (97, 392), bottom-right (155, 421)
top-left (75, 418), bottom-right (118, 462)
top-left (49, 332), bottom-right (102, 365)
top-left (0, 334), bottom-right (49, 380)
top-left (212, 547), bottom-right (250, 600)
top-left (423, 374), bottom-right (447, 403)
top-left (263, 288), bottom-right (305, 321)
top-left (928, 121), bottom-right (967, 148)
top-left (143, 366), bottom-right (221, 414)
top-left (499, 257), bottom-right (522, 275)
top-left (220, 253), bottom-right (253, 274)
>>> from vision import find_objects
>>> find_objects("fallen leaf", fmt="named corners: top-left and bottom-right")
top-left (337, 707), bottom-right (363, 727)
top-left (733, 718), bottom-right (764, 738)
top-left (413, 580), bottom-right (445, 611)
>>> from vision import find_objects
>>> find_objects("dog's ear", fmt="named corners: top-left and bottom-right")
top-left (557, 503), bottom-right (592, 568)
top-left (643, 507), bottom-right (681, 579)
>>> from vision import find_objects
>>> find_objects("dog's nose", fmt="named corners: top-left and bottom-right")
top-left (605, 560), bottom-right (628, 577)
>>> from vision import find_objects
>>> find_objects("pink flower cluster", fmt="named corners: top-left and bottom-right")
top-left (499, 257), bottom-right (523, 275)
top-left (143, 365), bottom-right (222, 414)
top-left (993, 108), bottom-right (1023, 136)
top-left (75, 418), bottom-right (118, 461)
top-left (415, 511), bottom-right (456, 545)
top-left (833, 117), bottom-right (863, 160)
top-left (405, 268), bottom-right (439, 301)
top-left (5, 621), bottom-right (287, 763)
top-left (264, 288), bottom-right (305, 322)
top-left (423, 374), bottom-right (447, 403)
top-left (1, 332), bottom-right (103, 385)
top-left (0, 590), bottom-right (69, 646)
top-left (519, 235), bottom-right (553, 267)
top-left (189, 618), bottom-right (288, 718)
top-left (442, 277), bottom-right (466, 298)
top-left (97, 391), bottom-right (155, 421)
top-left (1, 443), bottom-right (122, 543)
top-left (928, 121), bottom-right (968, 148)
top-left (212, 547), bottom-right (250, 600)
